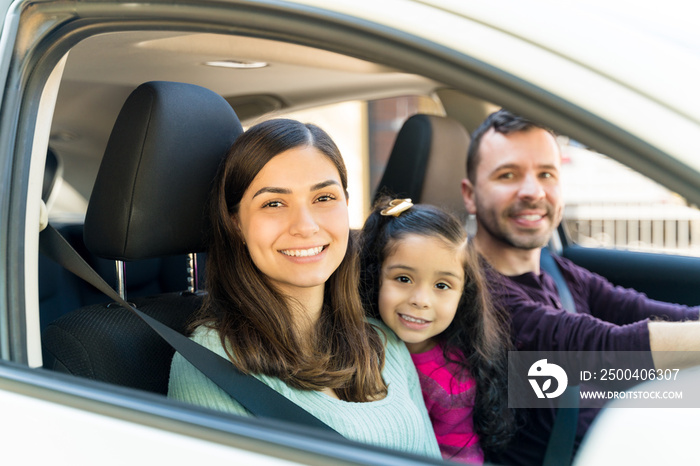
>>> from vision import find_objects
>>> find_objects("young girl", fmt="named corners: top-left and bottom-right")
top-left (168, 120), bottom-right (440, 458)
top-left (359, 197), bottom-right (516, 464)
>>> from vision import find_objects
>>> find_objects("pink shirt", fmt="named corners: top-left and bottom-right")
top-left (410, 343), bottom-right (483, 464)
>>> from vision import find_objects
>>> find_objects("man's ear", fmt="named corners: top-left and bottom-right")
top-left (461, 178), bottom-right (477, 215)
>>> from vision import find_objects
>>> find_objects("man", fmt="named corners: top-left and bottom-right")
top-left (461, 109), bottom-right (700, 465)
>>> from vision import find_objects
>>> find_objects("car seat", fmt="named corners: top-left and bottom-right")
top-left (39, 143), bottom-right (207, 331)
top-left (41, 81), bottom-right (243, 394)
top-left (373, 113), bottom-right (469, 219)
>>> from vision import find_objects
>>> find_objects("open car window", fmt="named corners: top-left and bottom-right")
top-left (561, 140), bottom-right (700, 258)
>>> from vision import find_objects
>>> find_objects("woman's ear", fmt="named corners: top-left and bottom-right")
top-left (230, 214), bottom-right (246, 245)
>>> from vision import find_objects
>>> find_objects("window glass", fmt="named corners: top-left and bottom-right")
top-left (561, 138), bottom-right (700, 256)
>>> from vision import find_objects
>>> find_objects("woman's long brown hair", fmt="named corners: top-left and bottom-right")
top-left (194, 118), bottom-right (387, 402)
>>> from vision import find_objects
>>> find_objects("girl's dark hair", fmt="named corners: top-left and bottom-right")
top-left (359, 196), bottom-right (516, 451)
top-left (194, 118), bottom-right (387, 403)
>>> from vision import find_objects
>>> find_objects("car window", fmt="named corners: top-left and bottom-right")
top-left (9, 11), bottom-right (452, 462)
top-left (3, 1), bottom-right (454, 459)
top-left (560, 138), bottom-right (700, 257)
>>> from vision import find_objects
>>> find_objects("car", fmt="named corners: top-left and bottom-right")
top-left (1, 0), bottom-right (699, 464)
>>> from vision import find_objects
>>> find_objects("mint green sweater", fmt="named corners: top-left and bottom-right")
top-left (168, 320), bottom-right (440, 459)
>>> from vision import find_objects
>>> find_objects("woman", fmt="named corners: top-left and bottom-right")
top-left (168, 118), bottom-right (440, 458)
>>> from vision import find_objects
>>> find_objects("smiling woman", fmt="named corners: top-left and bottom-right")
top-left (167, 118), bottom-right (441, 458)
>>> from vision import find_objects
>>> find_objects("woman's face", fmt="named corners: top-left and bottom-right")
top-left (236, 145), bottom-right (349, 299)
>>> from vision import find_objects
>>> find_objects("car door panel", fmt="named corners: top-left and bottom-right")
top-left (562, 245), bottom-right (700, 306)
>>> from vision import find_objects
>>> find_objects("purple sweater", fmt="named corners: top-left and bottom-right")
top-left (485, 254), bottom-right (699, 466)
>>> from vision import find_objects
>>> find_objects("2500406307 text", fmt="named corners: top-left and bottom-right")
top-left (580, 368), bottom-right (680, 382)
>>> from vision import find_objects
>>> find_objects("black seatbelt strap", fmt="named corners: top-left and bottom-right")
top-left (540, 247), bottom-right (579, 466)
top-left (39, 224), bottom-right (342, 437)
top-left (540, 248), bottom-right (576, 314)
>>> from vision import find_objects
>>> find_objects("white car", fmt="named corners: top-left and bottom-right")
top-left (1, 0), bottom-right (698, 464)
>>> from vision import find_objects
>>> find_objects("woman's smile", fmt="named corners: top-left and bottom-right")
top-left (279, 245), bottom-right (326, 257)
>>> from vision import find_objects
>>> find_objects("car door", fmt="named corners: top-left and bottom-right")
top-left (562, 244), bottom-right (700, 306)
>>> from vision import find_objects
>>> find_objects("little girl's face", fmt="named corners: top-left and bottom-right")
top-left (378, 234), bottom-right (465, 353)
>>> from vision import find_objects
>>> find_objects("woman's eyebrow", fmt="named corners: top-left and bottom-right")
top-left (311, 180), bottom-right (341, 191)
top-left (252, 187), bottom-right (291, 199)
top-left (252, 180), bottom-right (340, 199)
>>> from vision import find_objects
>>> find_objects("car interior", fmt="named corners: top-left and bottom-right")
top-left (37, 24), bottom-right (700, 372)
top-left (35, 29), bottom-right (478, 395)
top-left (15, 11), bottom-right (700, 462)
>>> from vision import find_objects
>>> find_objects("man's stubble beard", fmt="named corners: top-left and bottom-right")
top-left (474, 198), bottom-right (561, 251)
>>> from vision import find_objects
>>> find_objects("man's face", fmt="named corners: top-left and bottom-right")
top-left (462, 127), bottom-right (563, 250)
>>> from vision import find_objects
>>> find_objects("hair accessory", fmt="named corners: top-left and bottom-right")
top-left (380, 198), bottom-right (413, 217)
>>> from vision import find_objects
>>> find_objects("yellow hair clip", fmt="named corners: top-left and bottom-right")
top-left (380, 198), bottom-right (413, 217)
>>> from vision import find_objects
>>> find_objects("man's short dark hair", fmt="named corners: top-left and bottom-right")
top-left (466, 109), bottom-right (555, 182)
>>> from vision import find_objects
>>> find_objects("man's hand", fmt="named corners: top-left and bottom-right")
top-left (649, 320), bottom-right (700, 369)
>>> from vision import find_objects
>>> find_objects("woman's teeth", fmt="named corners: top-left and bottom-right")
top-left (281, 246), bottom-right (324, 257)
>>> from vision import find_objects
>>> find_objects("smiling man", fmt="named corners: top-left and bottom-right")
top-left (461, 110), bottom-right (700, 466)
top-left (463, 112), bottom-right (563, 275)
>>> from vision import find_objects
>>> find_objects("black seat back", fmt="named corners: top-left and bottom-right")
top-left (38, 148), bottom-right (199, 331)
top-left (374, 113), bottom-right (469, 218)
top-left (42, 81), bottom-right (243, 394)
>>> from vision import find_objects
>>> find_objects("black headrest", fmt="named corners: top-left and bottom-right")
top-left (374, 114), bottom-right (469, 217)
top-left (84, 81), bottom-right (243, 261)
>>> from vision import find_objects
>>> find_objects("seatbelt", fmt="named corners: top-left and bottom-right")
top-left (539, 247), bottom-right (579, 466)
top-left (540, 248), bottom-right (576, 314)
top-left (39, 224), bottom-right (342, 437)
